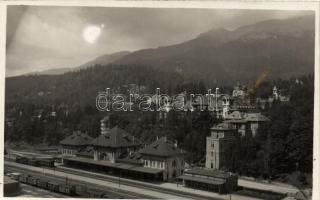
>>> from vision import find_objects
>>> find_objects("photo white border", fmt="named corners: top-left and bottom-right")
top-left (0, 1), bottom-right (319, 199)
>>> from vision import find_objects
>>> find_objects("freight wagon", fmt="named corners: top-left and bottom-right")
top-left (18, 174), bottom-right (29, 183)
top-left (48, 182), bottom-right (60, 192)
top-left (36, 179), bottom-right (48, 189)
top-left (59, 184), bottom-right (76, 195)
top-left (11, 172), bottom-right (115, 197)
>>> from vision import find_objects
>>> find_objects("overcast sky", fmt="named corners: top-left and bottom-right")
top-left (6, 6), bottom-right (312, 77)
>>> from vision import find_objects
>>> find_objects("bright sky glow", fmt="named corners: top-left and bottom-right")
top-left (82, 25), bottom-right (102, 44)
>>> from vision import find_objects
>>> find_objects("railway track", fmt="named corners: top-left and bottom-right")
top-left (5, 164), bottom-right (152, 199)
top-left (5, 161), bottom-right (224, 200)
top-left (55, 166), bottom-right (224, 200)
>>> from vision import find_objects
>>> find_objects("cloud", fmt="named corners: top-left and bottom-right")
top-left (6, 6), bottom-right (313, 76)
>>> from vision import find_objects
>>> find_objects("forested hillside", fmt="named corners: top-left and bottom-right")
top-left (5, 63), bottom-right (314, 181)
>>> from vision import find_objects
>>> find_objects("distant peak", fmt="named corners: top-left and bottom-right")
top-left (196, 27), bottom-right (230, 39)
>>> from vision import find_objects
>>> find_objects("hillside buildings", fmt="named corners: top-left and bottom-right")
top-left (59, 82), bottom-right (272, 192)
top-left (224, 111), bottom-right (270, 137)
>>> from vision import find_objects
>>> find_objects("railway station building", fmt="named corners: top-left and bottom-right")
top-left (61, 135), bottom-right (186, 182)
top-left (60, 124), bottom-right (186, 182)
top-left (90, 126), bottom-right (142, 163)
top-left (60, 130), bottom-right (93, 157)
top-left (139, 136), bottom-right (186, 181)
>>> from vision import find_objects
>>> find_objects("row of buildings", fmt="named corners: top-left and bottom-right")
top-left (59, 84), bottom-right (272, 194)
top-left (157, 84), bottom-right (282, 123)
top-left (60, 118), bottom-right (186, 181)
top-left (60, 116), bottom-right (244, 193)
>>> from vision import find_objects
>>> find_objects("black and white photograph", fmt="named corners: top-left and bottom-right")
top-left (1, 2), bottom-right (319, 200)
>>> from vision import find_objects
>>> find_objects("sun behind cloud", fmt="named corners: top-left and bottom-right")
top-left (82, 25), bottom-right (102, 44)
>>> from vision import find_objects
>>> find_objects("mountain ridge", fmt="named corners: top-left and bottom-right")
top-left (16, 15), bottom-right (315, 86)
top-left (112, 15), bottom-right (314, 84)
top-left (24, 51), bottom-right (130, 76)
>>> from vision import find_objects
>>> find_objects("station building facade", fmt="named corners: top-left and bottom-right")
top-left (91, 126), bottom-right (141, 163)
top-left (60, 130), bottom-right (93, 157)
top-left (139, 136), bottom-right (186, 181)
top-left (60, 119), bottom-right (186, 182)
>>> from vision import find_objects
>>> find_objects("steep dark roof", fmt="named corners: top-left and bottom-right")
top-left (245, 113), bottom-right (270, 122)
top-left (91, 126), bottom-right (141, 148)
top-left (225, 111), bottom-right (243, 120)
top-left (139, 137), bottom-right (186, 157)
top-left (60, 131), bottom-right (93, 146)
top-left (117, 152), bottom-right (143, 165)
top-left (76, 146), bottom-right (94, 158)
top-left (211, 122), bottom-right (236, 131)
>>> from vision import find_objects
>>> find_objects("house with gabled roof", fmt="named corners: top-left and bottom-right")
top-left (139, 136), bottom-right (186, 181)
top-left (223, 111), bottom-right (270, 137)
top-left (245, 112), bottom-right (270, 137)
top-left (60, 130), bottom-right (93, 157)
top-left (91, 126), bottom-right (142, 163)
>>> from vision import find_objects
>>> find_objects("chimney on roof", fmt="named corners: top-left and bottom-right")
top-left (157, 136), bottom-right (159, 140)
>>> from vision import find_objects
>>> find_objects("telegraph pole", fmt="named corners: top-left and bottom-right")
top-left (215, 88), bottom-right (219, 118)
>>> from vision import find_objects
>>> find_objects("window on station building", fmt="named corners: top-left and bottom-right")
top-left (172, 160), bottom-right (177, 167)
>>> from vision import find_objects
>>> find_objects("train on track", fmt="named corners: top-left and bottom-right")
top-left (15, 156), bottom-right (55, 168)
top-left (8, 172), bottom-right (127, 198)
top-left (14, 173), bottom-right (76, 196)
